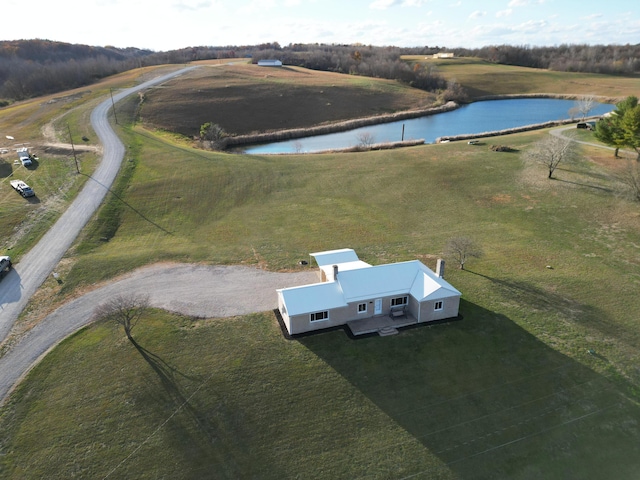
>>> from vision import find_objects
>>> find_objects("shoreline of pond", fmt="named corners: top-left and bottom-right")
top-left (226, 93), bottom-right (617, 153)
top-left (225, 101), bottom-right (459, 150)
top-left (435, 114), bottom-right (604, 144)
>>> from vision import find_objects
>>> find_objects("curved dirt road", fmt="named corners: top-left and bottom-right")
top-left (0, 67), bottom-right (197, 342)
top-left (0, 263), bottom-right (317, 403)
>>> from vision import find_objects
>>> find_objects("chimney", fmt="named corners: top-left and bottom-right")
top-left (436, 259), bottom-right (445, 278)
top-left (333, 264), bottom-right (338, 281)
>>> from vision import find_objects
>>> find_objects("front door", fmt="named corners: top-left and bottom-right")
top-left (374, 298), bottom-right (382, 315)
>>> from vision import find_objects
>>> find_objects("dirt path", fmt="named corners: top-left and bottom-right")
top-left (41, 118), bottom-right (101, 154)
top-left (551, 126), bottom-right (640, 160)
top-left (0, 263), bottom-right (317, 404)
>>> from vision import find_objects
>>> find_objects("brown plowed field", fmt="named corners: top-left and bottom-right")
top-left (139, 63), bottom-right (436, 137)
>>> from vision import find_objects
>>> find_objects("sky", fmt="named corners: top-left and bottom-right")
top-left (2, 0), bottom-right (639, 52)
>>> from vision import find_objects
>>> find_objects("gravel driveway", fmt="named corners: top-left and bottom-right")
top-left (0, 66), bottom-right (198, 342)
top-left (0, 263), bottom-right (317, 404)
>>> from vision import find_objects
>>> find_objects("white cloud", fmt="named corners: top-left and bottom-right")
top-left (496, 9), bottom-right (512, 18)
top-left (402, 0), bottom-right (430, 5)
top-left (508, 0), bottom-right (545, 6)
top-left (469, 10), bottom-right (486, 19)
top-left (369, 0), bottom-right (428, 8)
top-left (517, 19), bottom-right (548, 33)
top-left (237, 0), bottom-right (277, 14)
top-left (171, 1), bottom-right (215, 12)
top-left (369, 0), bottom-right (401, 9)
top-left (581, 13), bottom-right (603, 21)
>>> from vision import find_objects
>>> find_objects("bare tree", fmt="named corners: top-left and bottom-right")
top-left (568, 106), bottom-right (580, 121)
top-left (445, 236), bottom-right (484, 270)
top-left (94, 293), bottom-right (150, 341)
top-left (576, 95), bottom-right (595, 120)
top-left (356, 131), bottom-right (375, 149)
top-left (617, 160), bottom-right (640, 203)
top-left (523, 134), bottom-right (578, 179)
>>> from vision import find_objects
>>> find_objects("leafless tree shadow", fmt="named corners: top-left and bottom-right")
top-left (552, 177), bottom-right (613, 193)
top-left (82, 173), bottom-right (173, 235)
top-left (130, 338), bottom-right (216, 442)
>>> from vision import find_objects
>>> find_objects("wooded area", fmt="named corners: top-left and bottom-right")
top-left (454, 44), bottom-right (640, 74)
top-left (1, 40), bottom-right (638, 104)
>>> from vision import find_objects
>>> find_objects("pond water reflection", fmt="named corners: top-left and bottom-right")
top-left (242, 98), bottom-right (613, 154)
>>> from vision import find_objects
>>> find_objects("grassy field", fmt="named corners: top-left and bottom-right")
top-left (2, 60), bottom-right (635, 262)
top-left (2, 123), bottom-right (640, 477)
top-left (139, 63), bottom-right (437, 137)
top-left (0, 65), bottom-right (187, 260)
top-left (1, 61), bottom-right (640, 478)
top-left (0, 301), bottom-right (638, 478)
top-left (403, 56), bottom-right (640, 100)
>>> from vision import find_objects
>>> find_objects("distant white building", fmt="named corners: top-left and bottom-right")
top-left (257, 59), bottom-right (283, 67)
top-left (277, 249), bottom-right (461, 336)
top-left (432, 52), bottom-right (454, 59)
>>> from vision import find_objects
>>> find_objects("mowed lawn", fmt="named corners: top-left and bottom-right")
top-left (2, 123), bottom-right (640, 477)
top-left (1, 305), bottom-right (638, 479)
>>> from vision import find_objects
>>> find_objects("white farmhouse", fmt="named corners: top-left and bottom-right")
top-left (432, 52), bottom-right (454, 59)
top-left (257, 59), bottom-right (283, 67)
top-left (277, 249), bottom-right (461, 336)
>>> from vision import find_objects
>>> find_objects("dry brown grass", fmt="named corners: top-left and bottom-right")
top-left (139, 64), bottom-right (437, 137)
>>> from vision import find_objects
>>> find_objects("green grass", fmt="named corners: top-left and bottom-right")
top-left (31, 123), bottom-right (638, 476)
top-left (0, 64), bottom-right (186, 260)
top-left (3, 63), bottom-right (640, 478)
top-left (0, 151), bottom-right (98, 257)
top-left (1, 304), bottom-right (639, 479)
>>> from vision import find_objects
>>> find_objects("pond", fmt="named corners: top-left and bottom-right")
top-left (241, 98), bottom-right (613, 154)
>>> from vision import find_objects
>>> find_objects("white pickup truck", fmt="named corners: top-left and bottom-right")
top-left (10, 179), bottom-right (35, 198)
top-left (17, 147), bottom-right (32, 166)
top-left (0, 256), bottom-right (11, 281)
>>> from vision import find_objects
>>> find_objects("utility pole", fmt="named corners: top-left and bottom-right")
top-left (67, 123), bottom-right (80, 174)
top-left (110, 88), bottom-right (118, 125)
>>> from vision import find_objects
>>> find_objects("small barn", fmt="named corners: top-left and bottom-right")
top-left (277, 249), bottom-right (461, 336)
top-left (257, 59), bottom-right (283, 67)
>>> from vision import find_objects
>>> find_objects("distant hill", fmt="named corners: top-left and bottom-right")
top-left (0, 40), bottom-right (251, 104)
top-left (0, 39), bottom-right (152, 63)
top-left (2, 39), bottom-right (637, 107)
top-left (0, 39), bottom-right (157, 103)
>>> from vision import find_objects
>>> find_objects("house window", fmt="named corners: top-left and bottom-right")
top-left (434, 301), bottom-right (443, 311)
top-left (358, 303), bottom-right (367, 313)
top-left (310, 311), bottom-right (329, 322)
top-left (391, 296), bottom-right (408, 306)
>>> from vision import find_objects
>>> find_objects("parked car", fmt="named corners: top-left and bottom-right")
top-left (0, 255), bottom-right (11, 281)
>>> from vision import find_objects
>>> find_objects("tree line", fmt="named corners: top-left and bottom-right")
top-left (250, 43), bottom-right (451, 94)
top-left (2, 40), bottom-right (639, 104)
top-left (0, 40), bottom-right (247, 102)
top-left (453, 43), bottom-right (640, 75)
